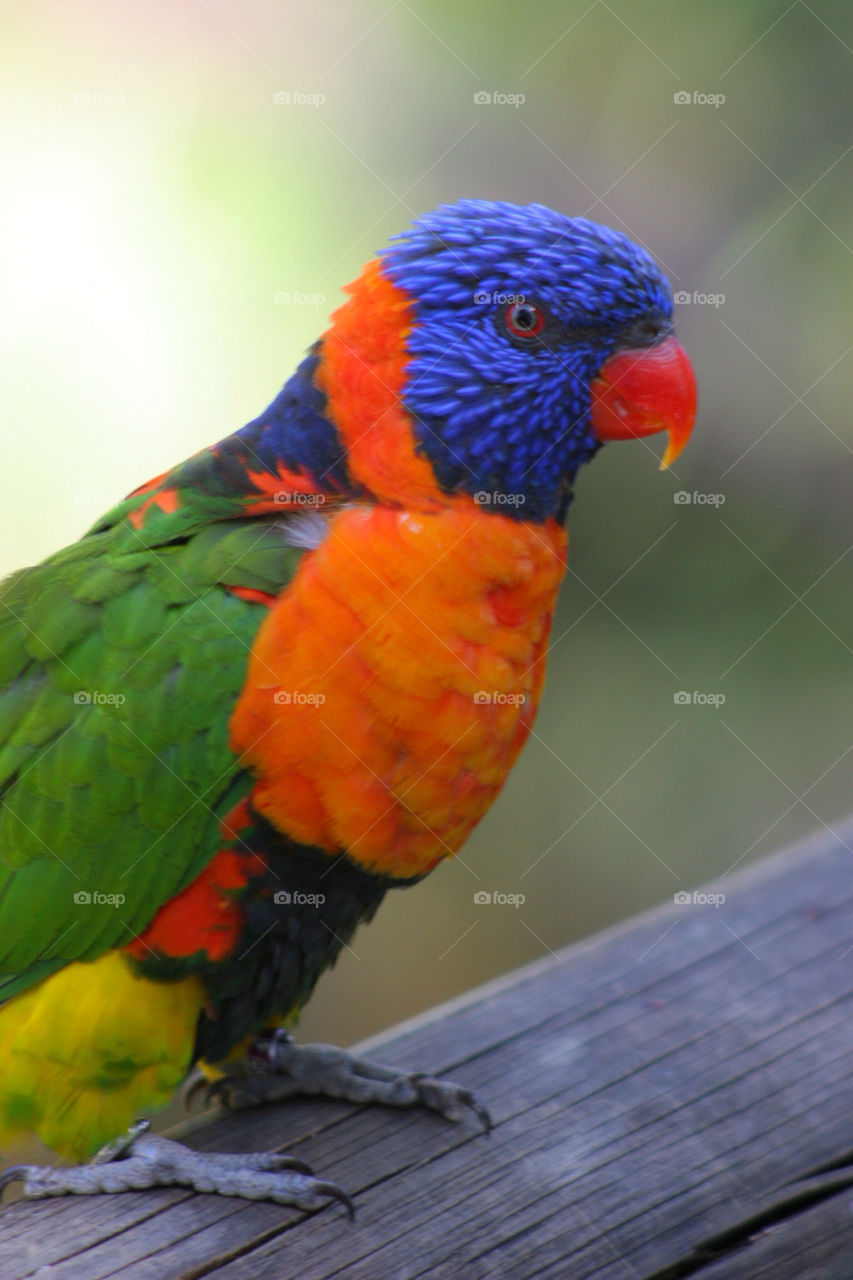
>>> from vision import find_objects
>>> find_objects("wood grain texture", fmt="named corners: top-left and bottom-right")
top-left (3, 821), bottom-right (853, 1279)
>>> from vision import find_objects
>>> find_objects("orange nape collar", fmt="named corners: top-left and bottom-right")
top-left (316, 260), bottom-right (447, 511)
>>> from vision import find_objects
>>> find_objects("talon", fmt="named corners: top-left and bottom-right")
top-left (204, 1078), bottom-right (231, 1107)
top-left (469, 1095), bottom-right (492, 1133)
top-left (407, 1071), bottom-right (491, 1131)
top-left (313, 1180), bottom-right (355, 1219)
top-left (181, 1073), bottom-right (210, 1114)
top-left (200, 1075), bottom-right (254, 1110)
top-left (0, 1165), bottom-right (29, 1197)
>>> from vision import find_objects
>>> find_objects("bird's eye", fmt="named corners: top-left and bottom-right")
top-left (505, 301), bottom-right (545, 340)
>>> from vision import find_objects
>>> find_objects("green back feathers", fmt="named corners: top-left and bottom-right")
top-left (0, 507), bottom-right (307, 1001)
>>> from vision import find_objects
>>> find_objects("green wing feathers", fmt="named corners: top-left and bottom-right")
top-left (0, 514), bottom-right (306, 1000)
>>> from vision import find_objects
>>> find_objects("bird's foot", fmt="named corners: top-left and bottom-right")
top-left (0, 1119), bottom-right (352, 1213)
top-left (187, 1031), bottom-right (491, 1132)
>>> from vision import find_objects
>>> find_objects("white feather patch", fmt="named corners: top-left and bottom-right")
top-left (278, 507), bottom-right (331, 550)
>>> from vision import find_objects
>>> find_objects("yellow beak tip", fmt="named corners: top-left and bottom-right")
top-left (659, 431), bottom-right (687, 471)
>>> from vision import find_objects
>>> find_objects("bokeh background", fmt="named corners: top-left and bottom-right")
top-left (1, 0), bottom-right (852, 1061)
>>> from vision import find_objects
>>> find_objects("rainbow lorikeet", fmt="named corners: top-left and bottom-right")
top-left (0, 200), bottom-right (695, 1211)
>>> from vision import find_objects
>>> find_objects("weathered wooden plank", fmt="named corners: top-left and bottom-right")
top-left (2, 822), bottom-right (853, 1278)
top-left (692, 1179), bottom-right (853, 1280)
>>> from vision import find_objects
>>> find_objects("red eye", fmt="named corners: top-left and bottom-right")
top-left (505, 301), bottom-right (545, 339)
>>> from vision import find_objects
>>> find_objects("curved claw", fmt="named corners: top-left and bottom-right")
top-left (409, 1073), bottom-right (492, 1133)
top-left (181, 1070), bottom-right (212, 1114)
top-left (203, 1077), bottom-right (235, 1108)
top-left (181, 1071), bottom-right (241, 1113)
top-left (0, 1165), bottom-right (29, 1197)
top-left (312, 1179), bottom-right (355, 1220)
top-left (461, 1090), bottom-right (492, 1134)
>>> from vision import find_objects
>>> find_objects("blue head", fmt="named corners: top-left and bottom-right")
top-left (379, 199), bottom-right (692, 521)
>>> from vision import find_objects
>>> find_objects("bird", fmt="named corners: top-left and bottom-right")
top-left (0, 198), bottom-right (696, 1212)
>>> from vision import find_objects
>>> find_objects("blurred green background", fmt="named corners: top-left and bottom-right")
top-left (1, 0), bottom-right (852, 1059)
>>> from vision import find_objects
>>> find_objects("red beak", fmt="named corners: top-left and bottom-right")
top-left (589, 336), bottom-right (697, 469)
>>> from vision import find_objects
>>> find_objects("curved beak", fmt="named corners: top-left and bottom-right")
top-left (589, 336), bottom-right (697, 469)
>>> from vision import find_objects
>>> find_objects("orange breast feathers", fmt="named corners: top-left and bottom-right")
top-left (230, 504), bottom-right (567, 880)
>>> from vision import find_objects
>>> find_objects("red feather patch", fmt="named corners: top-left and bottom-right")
top-left (126, 810), bottom-right (267, 964)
